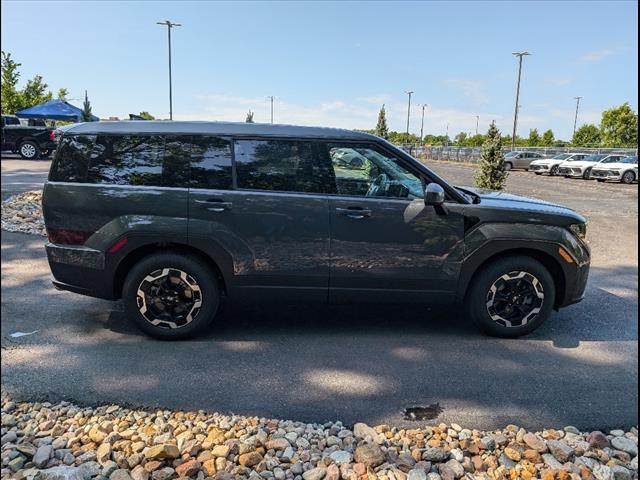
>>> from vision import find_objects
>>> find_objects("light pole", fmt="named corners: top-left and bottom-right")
top-left (419, 104), bottom-right (429, 144)
top-left (572, 96), bottom-right (582, 140)
top-left (475, 115), bottom-right (479, 135)
top-left (511, 51), bottom-right (531, 149)
top-left (266, 96), bottom-right (275, 124)
top-left (156, 20), bottom-right (181, 120)
top-left (405, 90), bottom-right (414, 137)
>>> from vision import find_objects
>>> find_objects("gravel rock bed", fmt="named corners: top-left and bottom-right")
top-left (1, 395), bottom-right (637, 480)
top-left (1, 191), bottom-right (46, 237)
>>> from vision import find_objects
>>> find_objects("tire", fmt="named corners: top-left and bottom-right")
top-left (549, 165), bottom-right (559, 176)
top-left (582, 168), bottom-right (592, 180)
top-left (597, 179), bottom-right (605, 183)
top-left (465, 256), bottom-right (556, 338)
top-left (621, 170), bottom-right (636, 184)
top-left (18, 141), bottom-right (40, 160)
top-left (504, 162), bottom-right (513, 171)
top-left (123, 253), bottom-right (220, 340)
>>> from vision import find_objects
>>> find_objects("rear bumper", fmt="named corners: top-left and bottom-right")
top-left (46, 243), bottom-right (116, 300)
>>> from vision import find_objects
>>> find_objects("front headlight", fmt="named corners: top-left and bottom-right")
top-left (569, 223), bottom-right (587, 240)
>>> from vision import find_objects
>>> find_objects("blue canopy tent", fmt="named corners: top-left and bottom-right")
top-left (16, 99), bottom-right (99, 122)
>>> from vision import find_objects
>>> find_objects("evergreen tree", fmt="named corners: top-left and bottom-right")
top-left (475, 122), bottom-right (508, 190)
top-left (80, 90), bottom-right (94, 122)
top-left (375, 104), bottom-right (389, 139)
top-left (540, 129), bottom-right (555, 146)
top-left (245, 110), bottom-right (254, 123)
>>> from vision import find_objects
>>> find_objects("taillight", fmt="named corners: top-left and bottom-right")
top-left (46, 228), bottom-right (94, 245)
top-left (49, 130), bottom-right (55, 141)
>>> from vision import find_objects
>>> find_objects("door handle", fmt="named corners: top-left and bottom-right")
top-left (336, 207), bottom-right (371, 219)
top-left (194, 199), bottom-right (232, 212)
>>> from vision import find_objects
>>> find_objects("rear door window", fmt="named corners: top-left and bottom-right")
top-left (88, 135), bottom-right (165, 186)
top-left (189, 136), bottom-right (233, 190)
top-left (234, 139), bottom-right (334, 194)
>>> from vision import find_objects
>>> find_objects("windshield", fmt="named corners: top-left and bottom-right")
top-left (582, 154), bottom-right (606, 162)
top-left (619, 156), bottom-right (638, 164)
top-left (552, 153), bottom-right (571, 160)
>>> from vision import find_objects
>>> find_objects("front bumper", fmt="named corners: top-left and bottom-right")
top-left (46, 243), bottom-right (115, 299)
top-left (530, 164), bottom-right (550, 172)
top-left (558, 166), bottom-right (584, 177)
top-left (590, 169), bottom-right (622, 180)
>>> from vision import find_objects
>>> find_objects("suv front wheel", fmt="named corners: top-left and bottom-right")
top-left (123, 253), bottom-right (220, 340)
top-left (466, 256), bottom-right (555, 338)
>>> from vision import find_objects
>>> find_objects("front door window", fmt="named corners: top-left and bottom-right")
top-left (324, 144), bottom-right (423, 199)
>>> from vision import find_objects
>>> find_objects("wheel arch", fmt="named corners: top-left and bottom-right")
top-left (112, 242), bottom-right (228, 300)
top-left (460, 247), bottom-right (566, 310)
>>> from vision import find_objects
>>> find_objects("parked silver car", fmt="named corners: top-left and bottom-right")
top-left (529, 153), bottom-right (589, 176)
top-left (503, 151), bottom-right (545, 170)
top-left (590, 156), bottom-right (638, 184)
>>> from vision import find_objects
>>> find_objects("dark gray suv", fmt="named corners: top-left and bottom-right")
top-left (42, 121), bottom-right (590, 339)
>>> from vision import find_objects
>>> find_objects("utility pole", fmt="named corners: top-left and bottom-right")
top-left (446, 122), bottom-right (449, 143)
top-left (475, 115), bottom-right (479, 135)
top-left (405, 91), bottom-right (414, 136)
top-left (266, 96), bottom-right (275, 124)
top-left (511, 51), bottom-right (531, 149)
top-left (573, 96), bottom-right (583, 140)
top-left (419, 104), bottom-right (428, 144)
top-left (156, 20), bottom-right (181, 120)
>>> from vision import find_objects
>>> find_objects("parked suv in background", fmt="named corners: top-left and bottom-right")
top-left (558, 154), bottom-right (628, 179)
top-left (1, 115), bottom-right (56, 159)
top-left (43, 122), bottom-right (590, 339)
top-left (529, 153), bottom-right (589, 176)
top-left (590, 156), bottom-right (638, 184)
top-left (503, 151), bottom-right (545, 170)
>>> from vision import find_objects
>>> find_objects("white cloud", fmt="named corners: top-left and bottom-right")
top-left (579, 48), bottom-right (619, 62)
top-left (442, 79), bottom-right (489, 105)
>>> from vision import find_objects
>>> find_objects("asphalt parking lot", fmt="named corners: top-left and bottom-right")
top-left (1, 156), bottom-right (637, 430)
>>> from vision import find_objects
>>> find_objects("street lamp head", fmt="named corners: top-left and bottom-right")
top-left (512, 51), bottom-right (531, 57)
top-left (406, 91), bottom-right (414, 95)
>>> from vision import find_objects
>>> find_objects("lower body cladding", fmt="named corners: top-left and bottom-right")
top-left (45, 237), bottom-right (590, 310)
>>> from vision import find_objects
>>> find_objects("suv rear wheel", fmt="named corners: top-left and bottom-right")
top-left (123, 253), bottom-right (219, 340)
top-left (466, 256), bottom-right (555, 338)
top-left (18, 140), bottom-right (40, 160)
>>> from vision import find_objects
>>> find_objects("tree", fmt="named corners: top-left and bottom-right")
top-left (540, 129), bottom-right (555, 146)
top-left (600, 102), bottom-right (638, 147)
top-left (475, 122), bottom-right (508, 190)
top-left (527, 128), bottom-right (540, 146)
top-left (245, 110), bottom-right (254, 123)
top-left (454, 132), bottom-right (468, 145)
top-left (572, 123), bottom-right (601, 146)
top-left (1, 51), bottom-right (22, 114)
top-left (375, 104), bottom-right (389, 139)
top-left (138, 111), bottom-right (155, 120)
top-left (21, 75), bottom-right (53, 109)
top-left (80, 90), bottom-right (94, 122)
top-left (57, 88), bottom-right (69, 101)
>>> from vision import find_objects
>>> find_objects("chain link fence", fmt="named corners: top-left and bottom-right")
top-left (397, 145), bottom-right (638, 163)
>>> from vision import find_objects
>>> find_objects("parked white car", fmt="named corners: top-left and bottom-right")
top-left (529, 153), bottom-right (589, 176)
top-left (557, 154), bottom-right (629, 179)
top-left (590, 156), bottom-right (638, 184)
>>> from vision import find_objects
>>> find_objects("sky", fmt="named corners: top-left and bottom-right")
top-left (2, 1), bottom-right (638, 140)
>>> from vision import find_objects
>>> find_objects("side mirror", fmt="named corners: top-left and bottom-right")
top-left (424, 183), bottom-right (445, 206)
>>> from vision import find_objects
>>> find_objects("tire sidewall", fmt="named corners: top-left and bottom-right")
top-left (19, 141), bottom-right (40, 160)
top-left (550, 165), bottom-right (559, 176)
top-left (467, 256), bottom-right (556, 338)
top-left (123, 253), bottom-right (219, 340)
top-left (622, 171), bottom-right (635, 184)
top-left (504, 162), bottom-right (513, 171)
